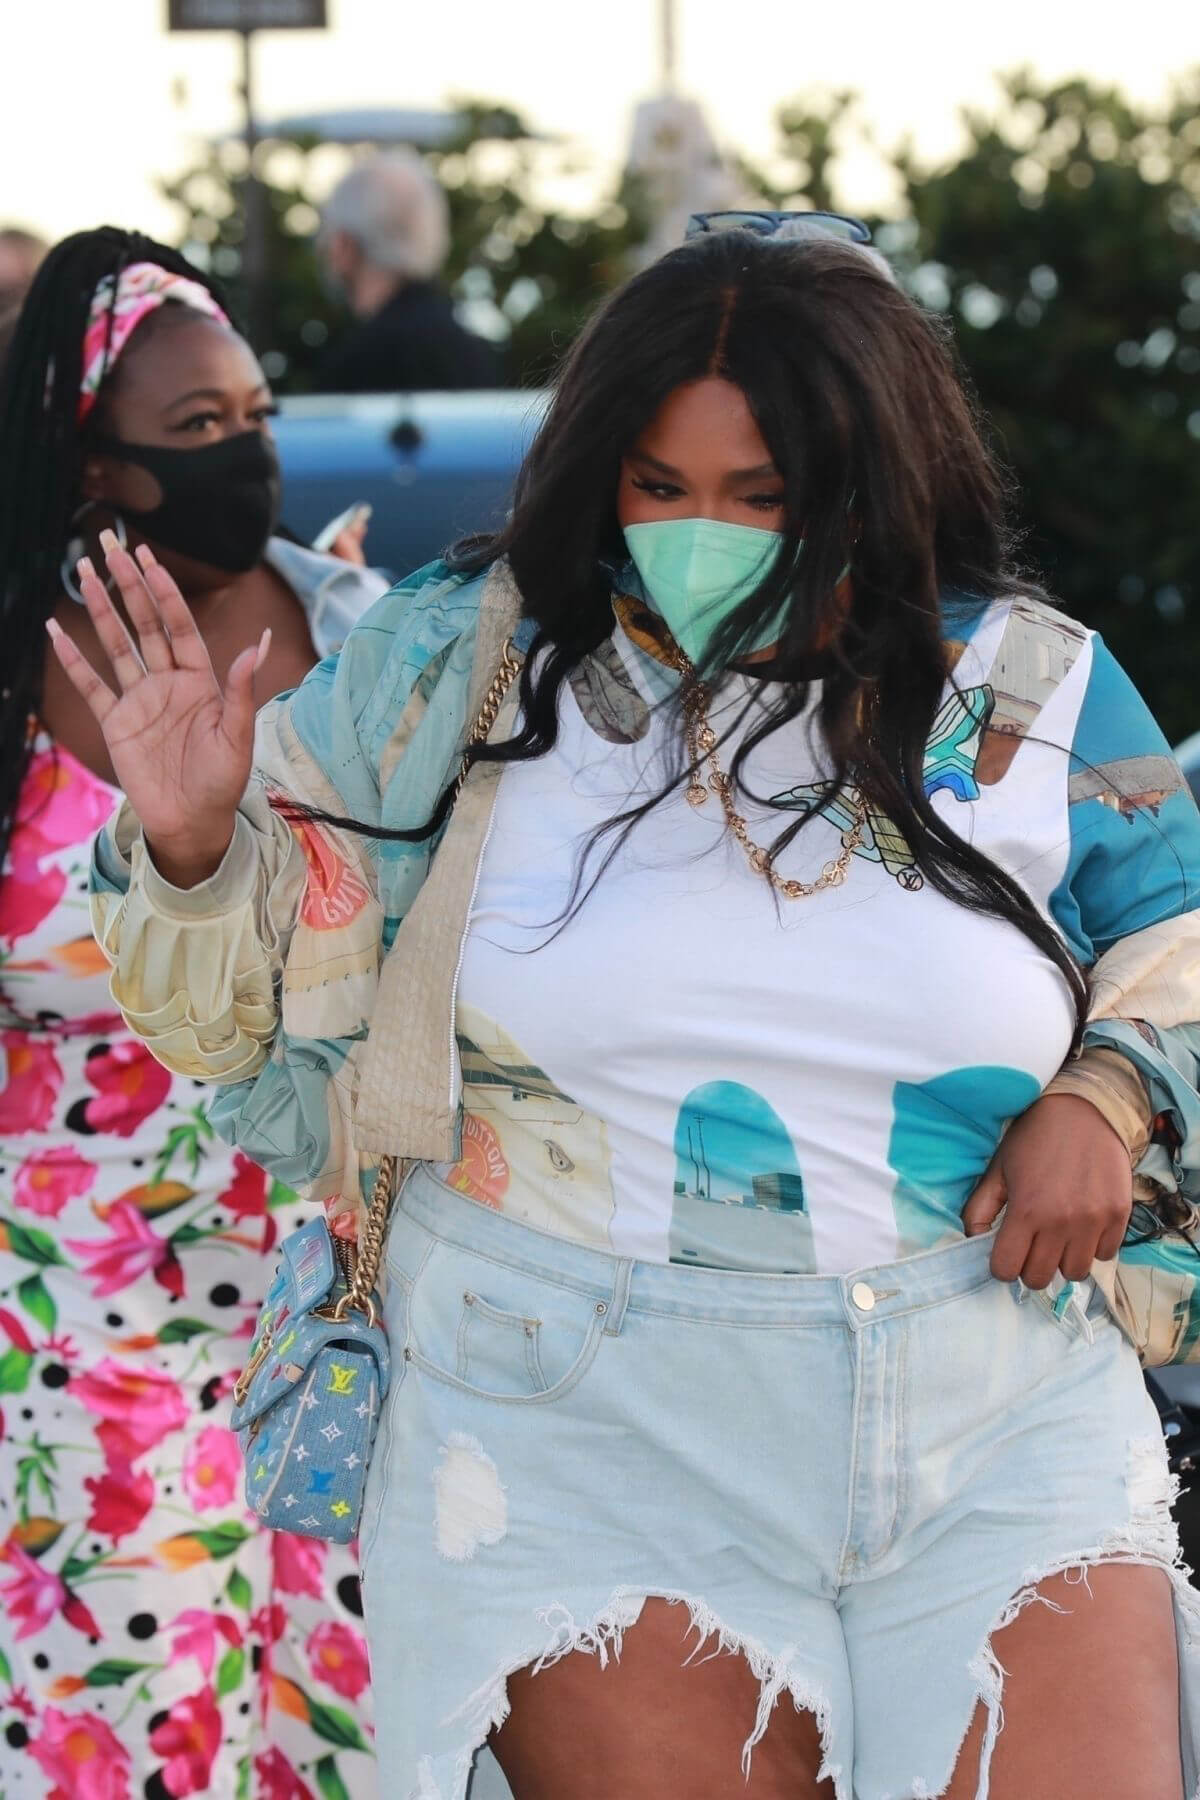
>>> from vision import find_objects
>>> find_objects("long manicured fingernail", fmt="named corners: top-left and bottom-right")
top-left (253, 628), bottom-right (272, 671)
top-left (77, 556), bottom-right (95, 580)
top-left (135, 543), bottom-right (156, 568)
top-left (99, 528), bottom-right (119, 555)
top-left (45, 617), bottom-right (63, 640)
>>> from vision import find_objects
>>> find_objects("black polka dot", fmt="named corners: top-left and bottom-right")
top-left (250, 1644), bottom-right (263, 1672)
top-left (209, 1283), bottom-right (239, 1307)
top-left (33, 1653), bottom-right (49, 1671)
top-left (105, 1312), bottom-right (124, 1329)
top-left (238, 1702), bottom-right (251, 1716)
top-left (199, 1377), bottom-right (222, 1412)
top-left (5, 1722), bottom-right (28, 1749)
top-left (130, 1159), bottom-right (144, 1169)
top-left (40, 1364), bottom-right (69, 1389)
top-left (128, 1612), bottom-right (157, 1640)
top-left (337, 1573), bottom-right (363, 1617)
top-left (145, 1771), bottom-right (172, 1800)
top-left (19, 1408), bottom-right (32, 1422)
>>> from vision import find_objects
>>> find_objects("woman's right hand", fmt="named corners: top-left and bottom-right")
top-left (47, 531), bottom-right (269, 888)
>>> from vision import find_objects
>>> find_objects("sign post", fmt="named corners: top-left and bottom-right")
top-left (167, 0), bottom-right (328, 350)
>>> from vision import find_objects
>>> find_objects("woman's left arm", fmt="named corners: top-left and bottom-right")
top-left (965, 634), bottom-right (1200, 1287)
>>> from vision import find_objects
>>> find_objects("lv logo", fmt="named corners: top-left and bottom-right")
top-left (327, 1362), bottom-right (360, 1396)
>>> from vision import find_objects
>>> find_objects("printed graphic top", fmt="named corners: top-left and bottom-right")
top-left (440, 592), bottom-right (1200, 1274)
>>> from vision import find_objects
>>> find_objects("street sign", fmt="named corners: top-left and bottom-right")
top-left (168, 0), bottom-right (326, 28)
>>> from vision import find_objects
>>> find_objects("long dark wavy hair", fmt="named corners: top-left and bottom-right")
top-left (0, 227), bottom-right (232, 869)
top-left (304, 230), bottom-right (1089, 1026)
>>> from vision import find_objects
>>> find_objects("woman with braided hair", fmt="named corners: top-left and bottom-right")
top-left (0, 227), bottom-right (382, 1798)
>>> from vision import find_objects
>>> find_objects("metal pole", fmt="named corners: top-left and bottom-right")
top-left (659, 0), bottom-right (677, 93)
top-left (239, 26), bottom-right (268, 350)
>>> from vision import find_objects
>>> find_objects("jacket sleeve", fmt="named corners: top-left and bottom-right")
top-left (88, 559), bottom-right (473, 1091)
top-left (1046, 635), bottom-right (1200, 1211)
top-left (90, 787), bottom-right (307, 1083)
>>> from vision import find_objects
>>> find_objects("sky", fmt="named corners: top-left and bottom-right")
top-left (4, 0), bottom-right (1198, 242)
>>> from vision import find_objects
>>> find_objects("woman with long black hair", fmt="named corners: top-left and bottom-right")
top-left (0, 227), bottom-right (382, 1797)
top-left (56, 213), bottom-right (1200, 1798)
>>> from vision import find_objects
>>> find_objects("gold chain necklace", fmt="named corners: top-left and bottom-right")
top-left (669, 649), bottom-right (867, 901)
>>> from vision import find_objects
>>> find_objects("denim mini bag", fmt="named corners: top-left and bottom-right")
top-left (230, 1162), bottom-right (395, 1543)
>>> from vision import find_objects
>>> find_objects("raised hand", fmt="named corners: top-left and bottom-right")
top-left (46, 532), bottom-right (268, 887)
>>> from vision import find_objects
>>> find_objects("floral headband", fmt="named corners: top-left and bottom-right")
top-left (77, 261), bottom-right (230, 423)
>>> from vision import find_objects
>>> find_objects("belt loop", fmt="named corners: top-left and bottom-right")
top-left (604, 1259), bottom-right (633, 1336)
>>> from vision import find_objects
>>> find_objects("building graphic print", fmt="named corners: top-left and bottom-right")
top-left (669, 1081), bottom-right (815, 1271)
top-left (447, 1005), bottom-right (617, 1247)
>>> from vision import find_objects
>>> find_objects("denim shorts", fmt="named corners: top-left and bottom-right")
top-left (359, 1165), bottom-right (1200, 1800)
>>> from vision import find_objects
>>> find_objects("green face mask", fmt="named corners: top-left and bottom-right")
top-left (622, 517), bottom-right (787, 666)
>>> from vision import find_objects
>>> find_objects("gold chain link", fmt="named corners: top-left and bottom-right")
top-left (671, 649), bottom-right (866, 901)
top-left (331, 637), bottom-right (524, 1324)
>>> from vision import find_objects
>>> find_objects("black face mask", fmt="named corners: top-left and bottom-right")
top-left (87, 429), bottom-right (281, 573)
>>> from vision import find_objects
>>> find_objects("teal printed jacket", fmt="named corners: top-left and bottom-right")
top-left (91, 558), bottom-right (1200, 1360)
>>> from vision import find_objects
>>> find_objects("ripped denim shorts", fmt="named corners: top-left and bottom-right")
top-left (359, 1165), bottom-right (1200, 1800)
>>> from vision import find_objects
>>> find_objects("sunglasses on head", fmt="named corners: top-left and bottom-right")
top-left (685, 209), bottom-right (872, 246)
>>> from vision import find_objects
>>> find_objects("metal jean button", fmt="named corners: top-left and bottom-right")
top-left (850, 1281), bottom-right (877, 1313)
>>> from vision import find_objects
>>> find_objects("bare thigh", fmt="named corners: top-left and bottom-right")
top-left (944, 1563), bottom-right (1182, 1800)
top-left (490, 1597), bottom-right (836, 1800)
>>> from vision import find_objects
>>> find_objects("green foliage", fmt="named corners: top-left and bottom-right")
top-left (306, 1697), bottom-right (371, 1752)
top-left (16, 1273), bottom-right (55, 1334)
top-left (82, 1659), bottom-right (154, 1688)
top-left (0, 1349), bottom-right (33, 1394)
top-left (750, 72), bottom-right (1200, 739)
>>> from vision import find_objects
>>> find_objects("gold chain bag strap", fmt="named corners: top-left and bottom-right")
top-left (230, 638), bottom-right (522, 1540)
top-left (337, 633), bottom-right (524, 1307)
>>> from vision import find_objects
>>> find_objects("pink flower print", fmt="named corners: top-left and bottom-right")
top-left (0, 1541), bottom-right (66, 1640)
top-left (62, 1591), bottom-right (103, 1638)
top-left (71, 1359), bottom-right (188, 1459)
top-left (84, 1460), bottom-right (155, 1542)
top-left (7, 1686), bottom-right (36, 1720)
top-left (66, 1200), bottom-right (171, 1298)
top-left (14, 1146), bottom-right (98, 1218)
top-left (250, 1601), bottom-right (288, 1646)
top-left (28, 1705), bottom-right (131, 1800)
top-left (148, 1686), bottom-right (222, 1796)
top-left (182, 1426), bottom-right (240, 1512)
top-left (8, 747), bottom-right (116, 864)
top-left (306, 1619), bottom-right (371, 1701)
top-left (218, 1152), bottom-right (268, 1220)
top-left (270, 1531), bottom-right (327, 1599)
top-left (0, 1033), bottom-right (63, 1133)
top-left (166, 1609), bottom-right (242, 1680)
top-left (81, 1041), bottom-right (171, 1137)
top-left (254, 1746), bottom-right (316, 1800)
top-left (0, 861), bottom-right (67, 943)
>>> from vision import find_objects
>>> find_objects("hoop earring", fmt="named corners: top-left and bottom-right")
top-left (60, 503), bottom-right (127, 605)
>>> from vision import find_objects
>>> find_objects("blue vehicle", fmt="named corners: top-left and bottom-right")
top-left (273, 389), bottom-right (547, 578)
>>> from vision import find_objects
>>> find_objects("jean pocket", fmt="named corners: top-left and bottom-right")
top-left (1023, 1274), bottom-right (1108, 1345)
top-left (403, 1241), bottom-right (609, 1405)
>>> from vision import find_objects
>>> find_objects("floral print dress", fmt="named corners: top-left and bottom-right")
top-left (0, 736), bottom-right (377, 1800)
